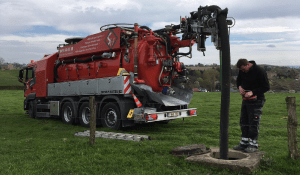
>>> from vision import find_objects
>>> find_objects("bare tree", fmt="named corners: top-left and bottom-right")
top-left (0, 57), bottom-right (5, 65)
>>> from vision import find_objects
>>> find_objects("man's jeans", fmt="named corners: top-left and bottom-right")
top-left (239, 99), bottom-right (265, 147)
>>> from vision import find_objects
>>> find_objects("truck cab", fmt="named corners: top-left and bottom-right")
top-left (19, 64), bottom-right (36, 97)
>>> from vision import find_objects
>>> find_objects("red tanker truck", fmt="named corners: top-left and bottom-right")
top-left (18, 6), bottom-right (231, 130)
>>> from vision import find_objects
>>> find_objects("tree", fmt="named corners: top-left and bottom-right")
top-left (287, 69), bottom-right (298, 79)
top-left (12, 62), bottom-right (23, 69)
top-left (202, 69), bottom-right (220, 92)
top-left (212, 63), bottom-right (218, 68)
top-left (231, 67), bottom-right (239, 77)
top-left (197, 77), bottom-right (203, 84)
top-left (194, 70), bottom-right (201, 77)
top-left (0, 57), bottom-right (5, 65)
top-left (198, 63), bottom-right (204, 67)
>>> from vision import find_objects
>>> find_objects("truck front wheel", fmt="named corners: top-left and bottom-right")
top-left (101, 102), bottom-right (121, 130)
top-left (28, 101), bottom-right (36, 118)
top-left (61, 102), bottom-right (75, 125)
top-left (79, 102), bottom-right (90, 128)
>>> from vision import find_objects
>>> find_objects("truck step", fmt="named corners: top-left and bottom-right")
top-left (74, 130), bottom-right (150, 141)
top-left (37, 104), bottom-right (50, 109)
top-left (36, 112), bottom-right (50, 118)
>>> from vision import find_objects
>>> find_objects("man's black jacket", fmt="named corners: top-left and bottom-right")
top-left (236, 61), bottom-right (270, 100)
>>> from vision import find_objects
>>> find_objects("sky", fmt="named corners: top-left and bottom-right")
top-left (0, 0), bottom-right (299, 66)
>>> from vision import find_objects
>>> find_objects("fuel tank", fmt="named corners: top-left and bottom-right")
top-left (55, 27), bottom-right (188, 93)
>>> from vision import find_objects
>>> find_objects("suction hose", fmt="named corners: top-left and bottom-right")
top-left (218, 8), bottom-right (231, 160)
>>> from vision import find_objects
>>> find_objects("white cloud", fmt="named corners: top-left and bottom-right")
top-left (150, 22), bottom-right (179, 31)
top-left (1, 0), bottom-right (300, 66)
top-left (234, 27), bottom-right (296, 34)
top-left (230, 38), bottom-right (285, 44)
top-left (0, 34), bottom-right (70, 43)
top-left (179, 39), bottom-right (300, 66)
top-left (230, 42), bottom-right (300, 66)
top-left (232, 17), bottom-right (300, 34)
top-left (0, 34), bottom-right (75, 64)
top-left (0, 0), bottom-right (143, 34)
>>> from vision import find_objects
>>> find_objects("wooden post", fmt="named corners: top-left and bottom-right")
top-left (285, 96), bottom-right (299, 160)
top-left (89, 96), bottom-right (96, 145)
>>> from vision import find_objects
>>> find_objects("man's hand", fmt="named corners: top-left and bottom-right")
top-left (244, 91), bottom-right (253, 98)
top-left (239, 86), bottom-right (245, 96)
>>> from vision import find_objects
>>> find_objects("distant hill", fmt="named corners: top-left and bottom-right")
top-left (289, 66), bottom-right (300, 68)
top-left (186, 66), bottom-right (213, 71)
top-left (185, 64), bottom-right (300, 92)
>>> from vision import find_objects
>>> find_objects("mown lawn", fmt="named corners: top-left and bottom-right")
top-left (0, 90), bottom-right (300, 174)
top-left (0, 69), bottom-right (23, 86)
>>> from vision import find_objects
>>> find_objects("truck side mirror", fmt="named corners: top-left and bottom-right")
top-left (18, 69), bottom-right (24, 83)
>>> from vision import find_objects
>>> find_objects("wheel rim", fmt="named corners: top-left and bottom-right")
top-left (105, 108), bottom-right (117, 127)
top-left (82, 107), bottom-right (90, 124)
top-left (63, 106), bottom-right (72, 122)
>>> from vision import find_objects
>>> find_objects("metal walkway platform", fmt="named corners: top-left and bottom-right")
top-left (75, 130), bottom-right (150, 141)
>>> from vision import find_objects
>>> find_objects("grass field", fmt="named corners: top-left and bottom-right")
top-left (0, 69), bottom-right (23, 86)
top-left (0, 90), bottom-right (300, 174)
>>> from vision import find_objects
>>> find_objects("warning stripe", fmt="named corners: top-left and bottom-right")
top-left (124, 76), bottom-right (132, 94)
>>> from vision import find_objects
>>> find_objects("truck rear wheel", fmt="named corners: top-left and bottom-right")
top-left (79, 102), bottom-right (90, 128)
top-left (28, 101), bottom-right (36, 119)
top-left (61, 102), bottom-right (75, 125)
top-left (101, 102), bottom-right (121, 130)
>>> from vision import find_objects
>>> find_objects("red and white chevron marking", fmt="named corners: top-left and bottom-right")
top-left (123, 76), bottom-right (132, 94)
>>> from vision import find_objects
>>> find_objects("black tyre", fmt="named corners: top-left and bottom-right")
top-left (61, 102), bottom-right (75, 124)
top-left (28, 100), bottom-right (36, 118)
top-left (101, 102), bottom-right (122, 130)
top-left (79, 102), bottom-right (91, 128)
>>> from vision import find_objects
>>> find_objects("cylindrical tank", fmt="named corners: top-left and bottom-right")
top-left (55, 27), bottom-right (184, 93)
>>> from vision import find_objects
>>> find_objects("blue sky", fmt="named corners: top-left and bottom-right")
top-left (0, 0), bottom-right (299, 66)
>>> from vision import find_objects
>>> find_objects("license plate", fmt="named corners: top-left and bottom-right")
top-left (168, 112), bottom-right (179, 117)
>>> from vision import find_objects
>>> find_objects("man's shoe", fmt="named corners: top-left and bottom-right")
top-left (244, 146), bottom-right (258, 153)
top-left (233, 144), bottom-right (248, 151)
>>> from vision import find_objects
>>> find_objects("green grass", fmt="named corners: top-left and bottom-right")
top-left (0, 69), bottom-right (23, 86)
top-left (1, 91), bottom-right (300, 174)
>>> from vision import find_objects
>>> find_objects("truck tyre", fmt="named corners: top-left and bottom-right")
top-left (101, 102), bottom-right (121, 130)
top-left (61, 102), bottom-right (75, 125)
top-left (28, 101), bottom-right (36, 119)
top-left (79, 102), bottom-right (90, 128)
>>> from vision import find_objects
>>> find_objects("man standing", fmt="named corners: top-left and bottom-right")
top-left (233, 59), bottom-right (270, 153)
